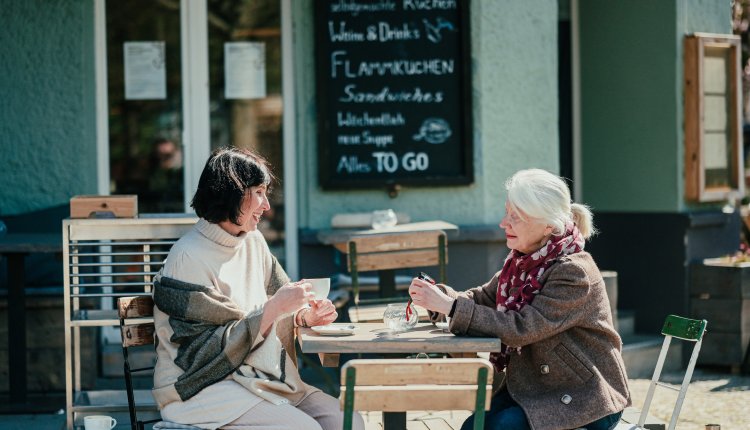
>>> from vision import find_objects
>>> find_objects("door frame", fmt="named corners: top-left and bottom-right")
top-left (93, 0), bottom-right (299, 276)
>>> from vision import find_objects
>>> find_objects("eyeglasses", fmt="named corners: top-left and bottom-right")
top-left (502, 209), bottom-right (526, 226)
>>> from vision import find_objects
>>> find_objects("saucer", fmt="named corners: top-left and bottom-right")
top-left (311, 324), bottom-right (356, 336)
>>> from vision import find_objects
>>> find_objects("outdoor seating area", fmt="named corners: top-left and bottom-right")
top-left (0, 208), bottom-right (744, 429)
top-left (4, 2), bottom-right (750, 429)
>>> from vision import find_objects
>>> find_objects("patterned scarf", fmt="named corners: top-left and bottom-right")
top-left (489, 222), bottom-right (585, 372)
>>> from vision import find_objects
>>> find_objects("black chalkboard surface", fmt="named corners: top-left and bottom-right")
top-left (316, 0), bottom-right (473, 190)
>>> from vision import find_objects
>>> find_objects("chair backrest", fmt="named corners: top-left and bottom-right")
top-left (344, 230), bottom-right (447, 303)
top-left (118, 296), bottom-right (157, 430)
top-left (633, 315), bottom-right (708, 430)
top-left (340, 358), bottom-right (492, 430)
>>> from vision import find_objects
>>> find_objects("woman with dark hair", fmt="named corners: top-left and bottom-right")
top-left (409, 168), bottom-right (630, 430)
top-left (152, 147), bottom-right (364, 430)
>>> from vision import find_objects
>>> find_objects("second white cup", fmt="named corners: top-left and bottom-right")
top-left (84, 415), bottom-right (117, 430)
top-left (306, 278), bottom-right (331, 300)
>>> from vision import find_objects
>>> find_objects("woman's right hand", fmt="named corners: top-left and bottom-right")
top-left (267, 281), bottom-right (314, 317)
top-left (409, 277), bottom-right (454, 315)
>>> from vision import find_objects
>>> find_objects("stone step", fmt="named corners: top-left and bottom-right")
top-left (621, 334), bottom-right (682, 379)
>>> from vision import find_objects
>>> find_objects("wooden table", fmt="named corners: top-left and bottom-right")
top-left (298, 322), bottom-right (501, 429)
top-left (317, 221), bottom-right (458, 297)
top-left (316, 220), bottom-right (459, 247)
top-left (0, 233), bottom-right (62, 404)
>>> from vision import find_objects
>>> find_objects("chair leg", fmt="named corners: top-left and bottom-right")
top-left (638, 335), bottom-right (672, 428)
top-left (668, 338), bottom-right (703, 430)
top-left (342, 367), bottom-right (357, 430)
top-left (123, 351), bottom-right (139, 430)
top-left (473, 367), bottom-right (488, 430)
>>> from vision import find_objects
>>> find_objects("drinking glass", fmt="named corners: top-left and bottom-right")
top-left (383, 303), bottom-right (418, 332)
top-left (371, 209), bottom-right (397, 229)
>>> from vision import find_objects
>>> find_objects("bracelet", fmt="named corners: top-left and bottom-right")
top-left (299, 307), bottom-right (311, 328)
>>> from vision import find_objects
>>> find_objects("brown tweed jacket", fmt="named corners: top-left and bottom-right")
top-left (445, 252), bottom-right (631, 430)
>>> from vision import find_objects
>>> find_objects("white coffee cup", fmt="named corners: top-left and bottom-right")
top-left (84, 415), bottom-right (117, 430)
top-left (306, 278), bottom-right (331, 300)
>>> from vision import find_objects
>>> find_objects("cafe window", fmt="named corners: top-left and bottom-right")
top-left (684, 33), bottom-right (744, 202)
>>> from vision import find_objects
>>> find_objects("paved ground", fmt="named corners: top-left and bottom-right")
top-left (1, 368), bottom-right (747, 429)
top-left (627, 368), bottom-right (750, 430)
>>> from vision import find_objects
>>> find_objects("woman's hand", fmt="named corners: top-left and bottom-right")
top-left (266, 281), bottom-right (314, 318)
top-left (409, 277), bottom-right (454, 315)
top-left (302, 299), bottom-right (338, 327)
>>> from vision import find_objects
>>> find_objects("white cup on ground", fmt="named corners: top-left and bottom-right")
top-left (84, 415), bottom-right (117, 430)
top-left (306, 278), bottom-right (331, 300)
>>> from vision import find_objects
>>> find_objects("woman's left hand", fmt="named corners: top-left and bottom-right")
top-left (303, 299), bottom-right (338, 327)
top-left (409, 277), bottom-right (454, 315)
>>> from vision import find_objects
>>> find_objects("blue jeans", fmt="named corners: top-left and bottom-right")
top-left (460, 389), bottom-right (624, 430)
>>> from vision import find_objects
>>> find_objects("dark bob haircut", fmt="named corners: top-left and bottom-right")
top-left (190, 147), bottom-right (274, 224)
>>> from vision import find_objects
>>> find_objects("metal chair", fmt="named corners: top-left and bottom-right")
top-left (118, 296), bottom-right (202, 430)
top-left (615, 314), bottom-right (708, 430)
top-left (118, 296), bottom-right (160, 430)
top-left (340, 358), bottom-right (492, 430)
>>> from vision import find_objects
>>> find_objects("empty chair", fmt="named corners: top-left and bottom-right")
top-left (615, 314), bottom-right (708, 430)
top-left (340, 230), bottom-right (447, 322)
top-left (340, 358), bottom-right (492, 430)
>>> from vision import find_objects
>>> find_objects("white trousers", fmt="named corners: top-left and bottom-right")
top-left (223, 391), bottom-right (365, 430)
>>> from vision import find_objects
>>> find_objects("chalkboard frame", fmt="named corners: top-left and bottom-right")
top-left (314, 0), bottom-right (474, 191)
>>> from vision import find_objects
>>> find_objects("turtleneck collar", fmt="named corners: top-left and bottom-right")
top-left (195, 218), bottom-right (246, 248)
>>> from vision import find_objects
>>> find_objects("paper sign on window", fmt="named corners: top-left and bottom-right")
top-left (225, 42), bottom-right (266, 100)
top-left (124, 41), bottom-right (166, 100)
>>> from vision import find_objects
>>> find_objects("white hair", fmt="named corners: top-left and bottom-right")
top-left (505, 168), bottom-right (596, 239)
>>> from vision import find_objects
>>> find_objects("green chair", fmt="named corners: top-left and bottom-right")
top-left (340, 358), bottom-right (492, 430)
top-left (616, 315), bottom-right (708, 430)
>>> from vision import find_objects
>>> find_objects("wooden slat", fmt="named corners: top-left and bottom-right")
top-left (684, 35), bottom-right (701, 201)
top-left (70, 195), bottom-right (138, 218)
top-left (343, 359), bottom-right (492, 386)
top-left (120, 323), bottom-right (155, 348)
top-left (118, 296), bottom-right (154, 319)
top-left (340, 386), bottom-right (491, 412)
top-left (352, 249), bottom-right (442, 272)
top-left (300, 323), bottom-right (503, 356)
top-left (350, 231), bottom-right (444, 254)
top-left (661, 315), bottom-right (707, 340)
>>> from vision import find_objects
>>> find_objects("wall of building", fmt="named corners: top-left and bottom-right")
top-left (292, 0), bottom-right (560, 230)
top-left (579, 0), bottom-right (730, 213)
top-left (0, 0), bottom-right (98, 217)
top-left (579, 0), bottom-right (734, 332)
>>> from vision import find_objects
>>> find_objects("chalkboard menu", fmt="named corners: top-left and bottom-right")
top-left (316, 0), bottom-right (473, 190)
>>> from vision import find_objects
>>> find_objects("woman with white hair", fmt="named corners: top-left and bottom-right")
top-left (409, 168), bottom-right (630, 430)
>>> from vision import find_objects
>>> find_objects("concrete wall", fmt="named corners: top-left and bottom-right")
top-left (0, 0), bottom-right (98, 217)
top-left (292, 0), bottom-right (559, 230)
top-left (579, 0), bottom-right (730, 213)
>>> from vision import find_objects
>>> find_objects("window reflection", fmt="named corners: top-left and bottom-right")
top-left (208, 0), bottom-right (285, 259)
top-left (107, 0), bottom-right (184, 213)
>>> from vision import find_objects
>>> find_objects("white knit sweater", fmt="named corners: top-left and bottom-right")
top-left (152, 219), bottom-right (306, 429)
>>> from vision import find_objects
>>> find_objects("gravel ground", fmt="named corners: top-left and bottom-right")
top-left (627, 368), bottom-right (750, 429)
